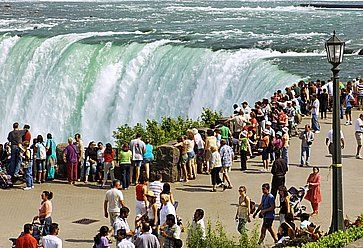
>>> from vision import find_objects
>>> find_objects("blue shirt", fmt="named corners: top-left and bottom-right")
top-left (220, 145), bottom-right (234, 167)
top-left (261, 193), bottom-right (275, 219)
top-left (345, 94), bottom-right (354, 108)
top-left (144, 144), bottom-right (154, 160)
top-left (46, 139), bottom-right (57, 159)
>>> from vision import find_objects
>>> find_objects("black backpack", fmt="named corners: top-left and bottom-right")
top-left (46, 141), bottom-right (53, 156)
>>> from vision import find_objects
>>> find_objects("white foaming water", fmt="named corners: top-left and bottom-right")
top-left (0, 34), bottom-right (310, 144)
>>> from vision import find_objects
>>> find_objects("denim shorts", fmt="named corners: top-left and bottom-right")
top-left (143, 158), bottom-right (153, 164)
top-left (36, 159), bottom-right (46, 172)
top-left (187, 151), bottom-right (195, 161)
top-left (133, 160), bottom-right (143, 167)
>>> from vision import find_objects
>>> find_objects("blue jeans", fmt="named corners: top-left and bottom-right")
top-left (300, 146), bottom-right (311, 165)
top-left (311, 114), bottom-right (320, 132)
top-left (24, 164), bottom-right (33, 187)
top-left (10, 146), bottom-right (21, 176)
top-left (121, 164), bottom-right (131, 189)
top-left (282, 147), bottom-right (289, 166)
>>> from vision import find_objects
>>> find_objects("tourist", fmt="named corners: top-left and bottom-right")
top-left (83, 141), bottom-right (97, 183)
top-left (143, 139), bottom-right (154, 180)
top-left (253, 183), bottom-right (278, 244)
top-left (42, 223), bottom-right (62, 248)
top-left (34, 135), bottom-right (47, 184)
top-left (159, 194), bottom-right (176, 226)
top-left (7, 122), bottom-right (26, 177)
top-left (145, 191), bottom-right (158, 233)
top-left (204, 129), bottom-right (217, 174)
top-left (192, 128), bottom-right (205, 174)
top-left (134, 223), bottom-right (160, 248)
top-left (260, 129), bottom-right (270, 171)
top-left (116, 229), bottom-right (135, 248)
top-left (119, 143), bottom-right (132, 189)
top-left (356, 78), bottom-right (363, 110)
top-left (148, 173), bottom-right (163, 208)
top-left (278, 186), bottom-right (291, 224)
top-left (104, 180), bottom-right (125, 226)
top-left (22, 124), bottom-right (32, 143)
top-left (33, 191), bottom-right (53, 236)
top-left (186, 130), bottom-right (197, 179)
top-left (102, 143), bottom-right (116, 187)
top-left (113, 207), bottom-right (132, 238)
top-left (227, 110), bottom-right (248, 137)
top-left (219, 123), bottom-right (231, 146)
top-left (286, 101), bottom-right (296, 132)
top-left (344, 91), bottom-right (355, 125)
top-left (15, 223), bottom-right (37, 248)
top-left (270, 151), bottom-right (288, 198)
top-left (215, 129), bottom-right (222, 148)
top-left (135, 176), bottom-right (148, 216)
top-left (264, 121), bottom-right (276, 163)
top-left (355, 114), bottom-right (363, 159)
top-left (272, 131), bottom-right (283, 155)
top-left (235, 186), bottom-right (251, 234)
top-left (209, 146), bottom-right (223, 192)
top-left (318, 88), bottom-right (329, 120)
top-left (161, 183), bottom-right (175, 205)
top-left (174, 136), bottom-right (188, 182)
top-left (299, 124), bottom-right (314, 167)
top-left (97, 142), bottom-right (105, 185)
top-left (93, 226), bottom-right (110, 248)
top-left (325, 129), bottom-right (345, 155)
top-left (299, 213), bottom-right (311, 230)
top-left (219, 139), bottom-right (234, 188)
top-left (63, 137), bottom-right (78, 185)
top-left (309, 94), bottom-right (320, 133)
top-left (191, 209), bottom-right (206, 239)
top-left (161, 214), bottom-right (182, 248)
top-left (130, 133), bottom-right (146, 185)
top-left (239, 130), bottom-right (249, 171)
top-left (74, 133), bottom-right (84, 181)
top-left (281, 127), bottom-right (290, 166)
top-left (45, 133), bottom-right (57, 181)
top-left (305, 167), bottom-right (322, 216)
top-left (19, 141), bottom-right (33, 190)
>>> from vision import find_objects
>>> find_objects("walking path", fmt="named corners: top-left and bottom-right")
top-left (1, 111), bottom-right (362, 247)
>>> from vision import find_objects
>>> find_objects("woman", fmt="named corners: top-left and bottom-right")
top-left (102, 143), bottom-right (115, 187)
top-left (175, 136), bottom-right (188, 182)
top-left (305, 167), bottom-right (322, 215)
top-left (33, 191), bottom-right (53, 236)
top-left (35, 135), bottom-right (47, 184)
top-left (260, 129), bottom-right (270, 171)
top-left (83, 141), bottom-right (97, 183)
top-left (209, 146), bottom-right (223, 192)
top-left (278, 186), bottom-right (291, 224)
top-left (143, 139), bottom-right (154, 180)
top-left (161, 183), bottom-right (175, 205)
top-left (159, 194), bottom-right (176, 226)
top-left (146, 191), bottom-right (158, 234)
top-left (119, 143), bottom-right (132, 189)
top-left (135, 176), bottom-right (148, 216)
top-left (235, 186), bottom-right (251, 234)
top-left (93, 226), bottom-right (110, 248)
top-left (205, 129), bottom-right (217, 174)
top-left (186, 131), bottom-right (196, 180)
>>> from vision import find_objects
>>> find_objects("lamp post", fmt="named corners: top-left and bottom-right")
top-left (325, 30), bottom-right (345, 233)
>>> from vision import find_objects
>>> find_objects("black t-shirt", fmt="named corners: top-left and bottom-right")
top-left (7, 129), bottom-right (26, 146)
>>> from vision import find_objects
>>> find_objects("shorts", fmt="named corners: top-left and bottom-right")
top-left (133, 160), bottom-right (143, 167)
top-left (356, 132), bottom-right (363, 146)
top-left (36, 159), bottom-right (46, 172)
top-left (222, 166), bottom-right (231, 173)
top-left (187, 151), bottom-right (195, 161)
top-left (263, 218), bottom-right (274, 228)
top-left (345, 107), bottom-right (352, 115)
top-left (261, 148), bottom-right (269, 160)
top-left (180, 154), bottom-right (188, 165)
top-left (143, 158), bottom-right (153, 164)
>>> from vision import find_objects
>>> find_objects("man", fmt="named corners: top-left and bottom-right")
top-left (356, 78), bottom-right (363, 110)
top-left (45, 133), bottom-right (57, 181)
top-left (270, 151), bottom-right (288, 198)
top-left (299, 125), bottom-right (314, 167)
top-left (63, 137), bottom-right (78, 184)
top-left (117, 228), bottom-right (135, 248)
top-left (15, 223), bottom-right (37, 248)
top-left (325, 129), bottom-right (345, 155)
top-left (114, 207), bottom-right (133, 238)
top-left (253, 183), bottom-right (278, 244)
top-left (104, 179), bottom-right (126, 226)
top-left (355, 114), bottom-right (363, 159)
top-left (42, 223), bottom-right (62, 248)
top-left (149, 173), bottom-right (164, 208)
top-left (134, 223), bottom-right (160, 248)
top-left (242, 101), bottom-right (252, 118)
top-left (344, 91), bottom-right (355, 125)
top-left (310, 94), bottom-right (320, 133)
top-left (129, 133), bottom-right (146, 185)
top-left (161, 214), bottom-right (182, 248)
top-left (219, 139), bottom-right (234, 189)
top-left (7, 122), bottom-right (26, 177)
top-left (190, 209), bottom-right (206, 239)
top-left (281, 127), bottom-right (290, 166)
top-left (226, 110), bottom-right (248, 137)
top-left (192, 128), bottom-right (205, 173)
top-left (219, 124), bottom-right (231, 146)
top-left (74, 133), bottom-right (84, 181)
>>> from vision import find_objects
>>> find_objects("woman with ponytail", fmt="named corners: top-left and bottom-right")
top-left (33, 191), bottom-right (53, 235)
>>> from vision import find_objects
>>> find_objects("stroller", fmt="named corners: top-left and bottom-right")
top-left (0, 163), bottom-right (13, 189)
top-left (9, 221), bottom-right (43, 247)
top-left (288, 185), bottom-right (309, 217)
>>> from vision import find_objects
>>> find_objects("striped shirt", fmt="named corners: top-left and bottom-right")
top-left (149, 181), bottom-right (164, 207)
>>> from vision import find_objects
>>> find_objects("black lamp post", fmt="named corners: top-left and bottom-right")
top-left (325, 30), bottom-right (345, 233)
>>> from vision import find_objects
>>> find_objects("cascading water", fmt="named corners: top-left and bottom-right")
top-left (0, 33), bottom-right (302, 143)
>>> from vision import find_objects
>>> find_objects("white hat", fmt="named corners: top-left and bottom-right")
top-left (282, 127), bottom-right (289, 133)
top-left (241, 130), bottom-right (248, 137)
top-left (192, 128), bottom-right (198, 135)
top-left (276, 131), bottom-right (282, 137)
top-left (266, 121), bottom-right (272, 126)
top-left (263, 129), bottom-right (270, 135)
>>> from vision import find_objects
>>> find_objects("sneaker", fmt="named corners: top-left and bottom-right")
top-left (23, 187), bottom-right (32, 190)
top-left (349, 121), bottom-right (353, 125)
top-left (31, 186), bottom-right (34, 189)
top-left (315, 131), bottom-right (320, 134)
top-left (345, 122), bottom-right (350, 126)
top-left (356, 155), bottom-right (362, 159)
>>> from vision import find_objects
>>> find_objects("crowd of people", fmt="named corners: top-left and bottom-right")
top-left (4, 77), bottom-right (363, 248)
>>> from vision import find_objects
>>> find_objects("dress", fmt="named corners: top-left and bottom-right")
top-left (305, 173), bottom-right (322, 204)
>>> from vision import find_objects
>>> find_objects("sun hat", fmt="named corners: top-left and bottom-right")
top-left (266, 121), bottom-right (272, 126)
top-left (145, 191), bottom-right (156, 198)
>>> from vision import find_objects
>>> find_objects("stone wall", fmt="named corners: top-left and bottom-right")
top-left (150, 143), bottom-right (180, 183)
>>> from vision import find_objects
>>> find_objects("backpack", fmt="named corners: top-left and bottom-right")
top-left (46, 140), bottom-right (53, 156)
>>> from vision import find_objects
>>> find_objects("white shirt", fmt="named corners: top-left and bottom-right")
top-left (113, 217), bottom-right (130, 236)
top-left (42, 235), bottom-right (62, 248)
top-left (194, 133), bottom-right (204, 149)
top-left (105, 188), bottom-right (124, 213)
top-left (355, 118), bottom-right (363, 132)
top-left (192, 218), bottom-right (206, 238)
top-left (117, 239), bottom-right (135, 248)
top-left (160, 202), bottom-right (176, 226)
top-left (326, 129), bottom-right (344, 143)
top-left (210, 151), bottom-right (222, 169)
top-left (312, 99), bottom-right (320, 115)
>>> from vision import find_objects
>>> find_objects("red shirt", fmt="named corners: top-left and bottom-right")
top-left (103, 150), bottom-right (115, 163)
top-left (15, 234), bottom-right (37, 248)
top-left (136, 184), bottom-right (145, 201)
top-left (23, 131), bottom-right (31, 142)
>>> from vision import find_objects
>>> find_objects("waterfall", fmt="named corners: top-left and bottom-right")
top-left (0, 33), bottom-right (302, 143)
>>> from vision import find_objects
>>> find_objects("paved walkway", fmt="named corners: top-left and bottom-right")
top-left (1, 111), bottom-right (363, 248)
